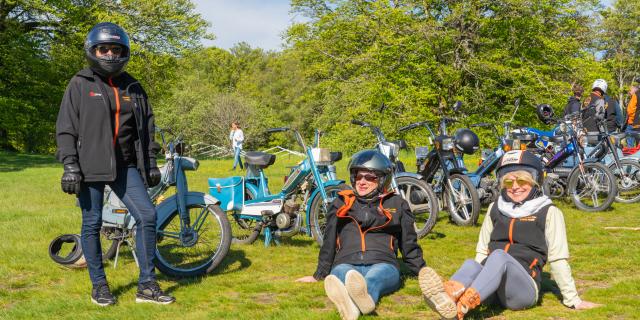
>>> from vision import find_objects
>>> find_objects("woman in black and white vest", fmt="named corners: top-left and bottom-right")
top-left (419, 150), bottom-right (600, 319)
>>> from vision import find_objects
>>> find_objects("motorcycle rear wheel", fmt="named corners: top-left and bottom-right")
top-left (567, 162), bottom-right (617, 212)
top-left (445, 174), bottom-right (480, 226)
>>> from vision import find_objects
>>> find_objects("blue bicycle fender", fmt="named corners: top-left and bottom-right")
top-left (156, 192), bottom-right (221, 228)
top-left (394, 172), bottom-right (424, 180)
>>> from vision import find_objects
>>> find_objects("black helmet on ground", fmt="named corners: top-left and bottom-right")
top-left (454, 128), bottom-right (480, 155)
top-left (84, 22), bottom-right (130, 78)
top-left (536, 104), bottom-right (555, 125)
top-left (496, 150), bottom-right (544, 185)
top-left (347, 149), bottom-right (393, 192)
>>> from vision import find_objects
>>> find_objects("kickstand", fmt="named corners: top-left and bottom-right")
top-left (113, 238), bottom-right (139, 269)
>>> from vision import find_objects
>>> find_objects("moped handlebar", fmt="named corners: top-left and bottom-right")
top-left (398, 123), bottom-right (422, 132)
top-left (266, 127), bottom-right (290, 133)
top-left (470, 122), bottom-right (492, 128)
top-left (351, 119), bottom-right (368, 127)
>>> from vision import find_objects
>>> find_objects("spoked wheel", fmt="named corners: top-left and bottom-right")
top-left (155, 204), bottom-right (232, 278)
top-left (567, 162), bottom-right (617, 212)
top-left (609, 159), bottom-right (640, 203)
top-left (444, 174), bottom-right (480, 226)
top-left (395, 176), bottom-right (439, 238)
top-left (542, 175), bottom-right (565, 199)
top-left (310, 184), bottom-right (350, 246)
top-left (100, 227), bottom-right (122, 261)
top-left (230, 189), bottom-right (261, 245)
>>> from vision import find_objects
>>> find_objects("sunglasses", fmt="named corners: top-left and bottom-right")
top-left (503, 177), bottom-right (532, 189)
top-left (95, 45), bottom-right (123, 55)
top-left (355, 173), bottom-right (379, 182)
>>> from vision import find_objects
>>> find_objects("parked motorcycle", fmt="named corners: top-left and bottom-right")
top-left (209, 127), bottom-right (347, 247)
top-left (399, 102), bottom-right (482, 226)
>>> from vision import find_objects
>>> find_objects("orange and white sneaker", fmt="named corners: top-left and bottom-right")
top-left (418, 267), bottom-right (457, 319)
top-left (456, 288), bottom-right (481, 320)
top-left (444, 280), bottom-right (465, 303)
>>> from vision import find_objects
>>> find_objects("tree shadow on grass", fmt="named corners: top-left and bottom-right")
top-left (0, 151), bottom-right (58, 172)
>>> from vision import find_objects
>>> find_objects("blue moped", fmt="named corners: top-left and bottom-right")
top-left (208, 127), bottom-right (347, 247)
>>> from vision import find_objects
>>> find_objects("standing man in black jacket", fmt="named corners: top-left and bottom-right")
top-left (295, 150), bottom-right (453, 320)
top-left (563, 84), bottom-right (583, 117)
top-left (56, 22), bottom-right (174, 306)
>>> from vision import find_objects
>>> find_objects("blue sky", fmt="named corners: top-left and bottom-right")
top-left (192, 0), bottom-right (306, 51)
top-left (192, 0), bottom-right (615, 51)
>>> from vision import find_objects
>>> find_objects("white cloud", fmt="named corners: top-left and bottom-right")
top-left (192, 0), bottom-right (306, 51)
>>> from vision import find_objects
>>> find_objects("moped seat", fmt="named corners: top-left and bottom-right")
top-left (245, 151), bottom-right (276, 168)
top-left (550, 135), bottom-right (565, 143)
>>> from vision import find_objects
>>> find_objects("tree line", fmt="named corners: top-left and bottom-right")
top-left (1, 0), bottom-right (639, 154)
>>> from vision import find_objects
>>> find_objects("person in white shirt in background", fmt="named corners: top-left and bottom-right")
top-left (229, 121), bottom-right (244, 170)
top-left (420, 150), bottom-right (600, 320)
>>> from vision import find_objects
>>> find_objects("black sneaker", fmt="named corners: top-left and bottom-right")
top-left (91, 283), bottom-right (116, 306)
top-left (135, 281), bottom-right (175, 305)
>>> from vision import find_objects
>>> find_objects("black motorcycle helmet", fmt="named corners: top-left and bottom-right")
top-left (84, 22), bottom-right (131, 77)
top-left (536, 104), bottom-right (555, 125)
top-left (496, 150), bottom-right (544, 186)
top-left (347, 149), bottom-right (393, 192)
top-left (454, 128), bottom-right (480, 155)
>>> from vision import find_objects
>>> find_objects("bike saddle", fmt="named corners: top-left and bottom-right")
top-left (550, 135), bottom-right (565, 143)
top-left (330, 151), bottom-right (342, 162)
top-left (244, 151), bottom-right (276, 168)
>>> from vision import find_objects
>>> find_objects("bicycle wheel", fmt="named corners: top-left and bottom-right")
top-left (100, 227), bottom-right (121, 261)
top-left (567, 162), bottom-right (617, 212)
top-left (230, 189), bottom-right (261, 245)
top-left (444, 174), bottom-right (480, 226)
top-left (155, 203), bottom-right (232, 278)
top-left (395, 176), bottom-right (439, 238)
top-left (609, 159), bottom-right (640, 203)
top-left (309, 184), bottom-right (350, 246)
top-left (542, 175), bottom-right (565, 199)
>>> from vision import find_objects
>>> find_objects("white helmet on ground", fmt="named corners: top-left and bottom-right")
top-left (592, 79), bottom-right (608, 94)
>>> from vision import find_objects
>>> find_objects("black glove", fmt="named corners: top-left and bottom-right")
top-left (61, 163), bottom-right (82, 195)
top-left (148, 167), bottom-right (161, 187)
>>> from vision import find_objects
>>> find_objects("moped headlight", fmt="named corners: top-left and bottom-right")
top-left (442, 138), bottom-right (454, 151)
top-left (180, 157), bottom-right (199, 171)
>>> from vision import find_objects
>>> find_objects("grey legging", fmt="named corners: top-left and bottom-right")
top-left (450, 249), bottom-right (537, 310)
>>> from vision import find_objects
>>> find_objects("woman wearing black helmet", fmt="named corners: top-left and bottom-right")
top-left (55, 22), bottom-right (173, 306)
top-left (296, 150), bottom-right (449, 320)
top-left (420, 150), bottom-right (600, 319)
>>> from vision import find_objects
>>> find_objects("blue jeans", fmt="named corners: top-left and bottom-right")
top-left (330, 263), bottom-right (401, 303)
top-left (232, 147), bottom-right (243, 170)
top-left (78, 166), bottom-right (157, 287)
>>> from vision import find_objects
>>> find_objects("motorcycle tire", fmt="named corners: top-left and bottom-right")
top-left (567, 162), bottom-right (617, 212)
top-left (445, 174), bottom-right (480, 226)
top-left (395, 176), bottom-right (438, 238)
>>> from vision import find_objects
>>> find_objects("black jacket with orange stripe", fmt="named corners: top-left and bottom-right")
top-left (313, 189), bottom-right (426, 280)
top-left (55, 68), bottom-right (160, 185)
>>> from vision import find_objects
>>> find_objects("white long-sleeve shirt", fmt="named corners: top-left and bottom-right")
top-left (229, 129), bottom-right (244, 149)
top-left (474, 203), bottom-right (582, 308)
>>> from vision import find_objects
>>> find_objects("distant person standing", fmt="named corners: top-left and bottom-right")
top-left (230, 121), bottom-right (244, 170)
top-left (564, 84), bottom-right (583, 117)
top-left (625, 85), bottom-right (639, 147)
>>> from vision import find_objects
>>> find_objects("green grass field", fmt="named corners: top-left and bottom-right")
top-left (1, 150), bottom-right (639, 319)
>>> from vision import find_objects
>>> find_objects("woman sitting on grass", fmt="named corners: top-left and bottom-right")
top-left (420, 150), bottom-right (600, 319)
top-left (296, 149), bottom-right (451, 320)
